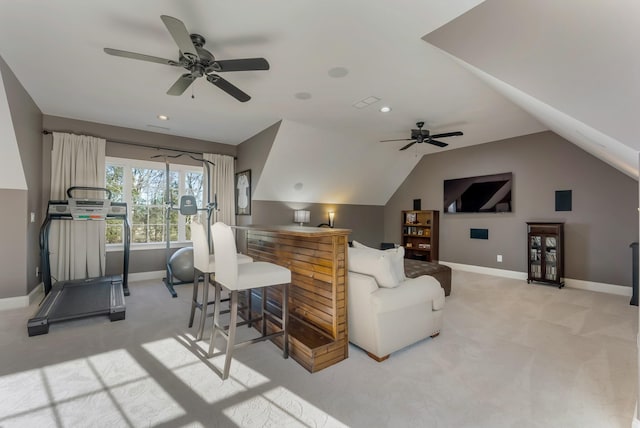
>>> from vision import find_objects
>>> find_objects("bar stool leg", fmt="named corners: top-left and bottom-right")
top-left (188, 268), bottom-right (199, 328)
top-left (246, 290), bottom-right (252, 328)
top-left (223, 290), bottom-right (239, 380)
top-left (261, 288), bottom-right (267, 336)
top-left (196, 272), bottom-right (210, 341)
top-left (282, 283), bottom-right (289, 359)
top-left (208, 282), bottom-right (222, 358)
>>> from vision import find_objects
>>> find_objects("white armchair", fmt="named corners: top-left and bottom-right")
top-left (347, 246), bottom-right (445, 361)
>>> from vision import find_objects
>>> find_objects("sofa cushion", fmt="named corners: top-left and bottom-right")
top-left (352, 240), bottom-right (406, 282)
top-left (348, 247), bottom-right (402, 288)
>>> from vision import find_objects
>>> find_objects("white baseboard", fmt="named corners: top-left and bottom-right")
top-left (440, 261), bottom-right (527, 280)
top-left (0, 282), bottom-right (44, 311)
top-left (128, 270), bottom-right (165, 282)
top-left (633, 403), bottom-right (639, 428)
top-left (440, 261), bottom-right (632, 297)
top-left (564, 278), bottom-right (632, 297)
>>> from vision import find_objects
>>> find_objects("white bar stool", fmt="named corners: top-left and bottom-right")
top-left (208, 221), bottom-right (291, 380)
top-left (189, 219), bottom-right (253, 340)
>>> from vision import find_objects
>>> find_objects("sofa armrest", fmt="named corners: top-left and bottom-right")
top-left (348, 271), bottom-right (379, 296)
top-left (347, 272), bottom-right (380, 352)
top-left (371, 275), bottom-right (444, 313)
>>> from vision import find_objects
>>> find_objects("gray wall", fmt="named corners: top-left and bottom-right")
top-left (0, 190), bottom-right (28, 297)
top-left (235, 120), bottom-right (281, 216)
top-left (42, 115), bottom-right (237, 274)
top-left (385, 131), bottom-right (638, 287)
top-left (235, 120), bottom-right (382, 249)
top-left (247, 200), bottom-right (383, 243)
top-left (0, 55), bottom-right (43, 297)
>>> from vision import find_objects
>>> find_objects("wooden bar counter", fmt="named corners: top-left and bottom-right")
top-left (238, 225), bottom-right (350, 373)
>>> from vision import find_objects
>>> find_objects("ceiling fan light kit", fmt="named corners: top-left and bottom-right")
top-left (381, 121), bottom-right (463, 151)
top-left (104, 15), bottom-right (269, 102)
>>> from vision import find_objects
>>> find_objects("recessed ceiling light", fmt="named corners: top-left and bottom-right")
top-left (157, 114), bottom-right (169, 121)
top-left (380, 106), bottom-right (392, 113)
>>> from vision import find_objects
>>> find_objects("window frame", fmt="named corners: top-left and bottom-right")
top-left (105, 156), bottom-right (204, 251)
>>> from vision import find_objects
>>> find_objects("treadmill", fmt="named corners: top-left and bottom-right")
top-left (28, 186), bottom-right (131, 336)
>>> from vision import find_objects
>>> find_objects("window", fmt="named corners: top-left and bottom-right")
top-left (105, 157), bottom-right (204, 246)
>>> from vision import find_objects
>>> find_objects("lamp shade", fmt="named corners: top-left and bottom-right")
top-left (294, 210), bottom-right (310, 225)
top-left (328, 211), bottom-right (335, 227)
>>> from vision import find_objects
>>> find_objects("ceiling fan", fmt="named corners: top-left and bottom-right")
top-left (104, 15), bottom-right (269, 102)
top-left (381, 122), bottom-right (463, 150)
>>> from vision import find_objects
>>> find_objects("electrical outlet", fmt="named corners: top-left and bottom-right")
top-left (497, 255), bottom-right (503, 263)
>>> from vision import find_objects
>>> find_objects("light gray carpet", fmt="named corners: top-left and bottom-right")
top-left (0, 270), bottom-right (636, 427)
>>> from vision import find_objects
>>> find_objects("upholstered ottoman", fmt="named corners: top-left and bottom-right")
top-left (404, 259), bottom-right (452, 296)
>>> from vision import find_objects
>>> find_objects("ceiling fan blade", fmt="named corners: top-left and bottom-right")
top-left (214, 58), bottom-right (270, 72)
top-left (428, 139), bottom-right (449, 148)
top-left (400, 141), bottom-right (417, 151)
top-left (431, 131), bottom-right (463, 139)
top-left (380, 138), bottom-right (412, 142)
top-left (167, 74), bottom-right (196, 96)
top-left (206, 74), bottom-right (250, 102)
top-left (160, 15), bottom-right (199, 62)
top-left (103, 48), bottom-right (179, 66)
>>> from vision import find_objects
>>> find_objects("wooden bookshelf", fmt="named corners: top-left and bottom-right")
top-left (402, 210), bottom-right (439, 262)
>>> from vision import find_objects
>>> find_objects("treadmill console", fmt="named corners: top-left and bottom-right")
top-left (48, 200), bottom-right (127, 220)
top-left (69, 198), bottom-right (111, 220)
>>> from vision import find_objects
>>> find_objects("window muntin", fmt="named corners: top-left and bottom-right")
top-left (105, 157), bottom-right (203, 245)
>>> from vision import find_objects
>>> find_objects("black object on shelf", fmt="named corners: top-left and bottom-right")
top-left (631, 242), bottom-right (638, 306)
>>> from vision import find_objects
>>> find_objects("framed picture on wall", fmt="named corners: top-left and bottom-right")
top-left (235, 169), bottom-right (251, 215)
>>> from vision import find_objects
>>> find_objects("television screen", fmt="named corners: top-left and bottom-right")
top-left (444, 172), bottom-right (513, 213)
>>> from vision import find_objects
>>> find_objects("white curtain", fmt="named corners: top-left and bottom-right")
top-left (203, 153), bottom-right (235, 226)
top-left (49, 132), bottom-right (106, 281)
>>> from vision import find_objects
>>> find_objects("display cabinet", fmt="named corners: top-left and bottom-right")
top-left (402, 210), bottom-right (439, 262)
top-left (527, 222), bottom-right (564, 288)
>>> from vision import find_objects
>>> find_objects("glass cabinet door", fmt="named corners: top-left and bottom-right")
top-left (544, 236), bottom-right (558, 281)
top-left (529, 235), bottom-right (542, 279)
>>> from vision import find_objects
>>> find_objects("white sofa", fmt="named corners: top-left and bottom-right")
top-left (347, 244), bottom-right (445, 361)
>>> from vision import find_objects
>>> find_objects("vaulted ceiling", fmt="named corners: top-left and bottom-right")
top-left (0, 0), bottom-right (636, 205)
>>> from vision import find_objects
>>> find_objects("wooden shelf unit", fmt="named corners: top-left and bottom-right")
top-left (527, 222), bottom-right (564, 288)
top-left (402, 210), bottom-right (439, 262)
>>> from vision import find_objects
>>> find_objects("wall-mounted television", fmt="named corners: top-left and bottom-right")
top-left (444, 172), bottom-right (513, 213)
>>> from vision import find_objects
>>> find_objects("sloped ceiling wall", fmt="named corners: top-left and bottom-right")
top-left (423, 0), bottom-right (640, 178)
top-left (0, 63), bottom-right (27, 190)
top-left (253, 119), bottom-right (423, 205)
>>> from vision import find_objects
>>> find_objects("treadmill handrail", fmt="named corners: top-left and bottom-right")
top-left (67, 186), bottom-right (112, 200)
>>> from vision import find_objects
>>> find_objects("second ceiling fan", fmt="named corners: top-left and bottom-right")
top-left (381, 122), bottom-right (463, 150)
top-left (104, 15), bottom-right (269, 102)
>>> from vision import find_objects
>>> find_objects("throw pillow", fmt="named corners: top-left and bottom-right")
top-left (348, 247), bottom-right (402, 288)
top-left (352, 240), bottom-right (406, 281)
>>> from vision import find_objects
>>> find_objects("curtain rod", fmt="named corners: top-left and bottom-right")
top-left (42, 129), bottom-right (236, 158)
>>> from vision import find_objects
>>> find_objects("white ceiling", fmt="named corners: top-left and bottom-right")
top-left (424, 0), bottom-right (640, 179)
top-left (0, 0), bottom-right (635, 205)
